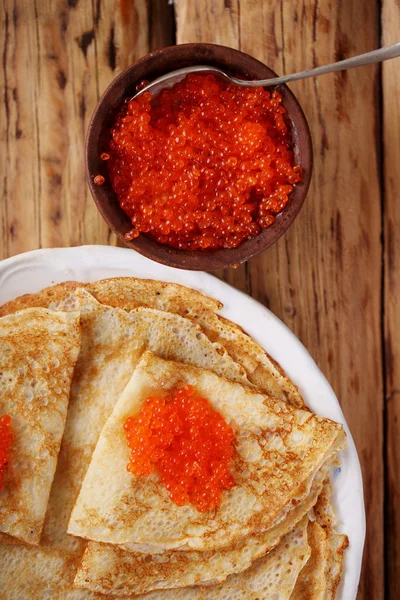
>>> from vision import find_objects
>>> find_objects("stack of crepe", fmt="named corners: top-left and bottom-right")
top-left (0, 277), bottom-right (348, 599)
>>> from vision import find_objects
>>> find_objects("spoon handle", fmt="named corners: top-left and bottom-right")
top-left (234, 42), bottom-right (400, 87)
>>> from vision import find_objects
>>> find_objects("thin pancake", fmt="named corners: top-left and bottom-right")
top-left (74, 461), bottom-right (333, 596)
top-left (68, 352), bottom-right (345, 553)
top-left (313, 479), bottom-right (349, 599)
top-left (290, 520), bottom-right (329, 600)
top-left (41, 288), bottom-right (251, 551)
top-left (131, 517), bottom-right (311, 600)
top-left (201, 314), bottom-right (304, 407)
top-left (85, 278), bottom-right (304, 407)
top-left (0, 518), bottom-right (310, 600)
top-left (0, 277), bottom-right (304, 407)
top-left (0, 282), bottom-right (82, 317)
top-left (0, 544), bottom-right (94, 600)
top-left (0, 308), bottom-right (81, 545)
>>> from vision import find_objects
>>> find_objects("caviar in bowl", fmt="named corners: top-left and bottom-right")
top-left (86, 44), bottom-right (312, 270)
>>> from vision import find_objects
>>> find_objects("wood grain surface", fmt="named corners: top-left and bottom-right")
top-left (0, 1), bottom-right (397, 598)
top-left (383, 0), bottom-right (400, 598)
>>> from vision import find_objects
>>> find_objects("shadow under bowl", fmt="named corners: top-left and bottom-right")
top-left (86, 43), bottom-right (313, 271)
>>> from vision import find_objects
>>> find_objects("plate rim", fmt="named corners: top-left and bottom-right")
top-left (0, 245), bottom-right (366, 599)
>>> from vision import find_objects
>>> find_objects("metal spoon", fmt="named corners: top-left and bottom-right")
top-left (133, 42), bottom-right (400, 99)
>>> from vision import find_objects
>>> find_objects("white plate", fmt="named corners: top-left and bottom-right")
top-left (0, 245), bottom-right (365, 599)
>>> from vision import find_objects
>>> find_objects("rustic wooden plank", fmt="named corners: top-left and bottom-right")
top-left (96, 0), bottom-right (149, 81)
top-left (149, 0), bottom-right (175, 51)
top-left (276, 5), bottom-right (383, 600)
top-left (175, 1), bottom-right (383, 599)
top-left (0, 0), bottom-right (42, 260)
top-left (175, 0), bottom-right (239, 50)
top-left (382, 1), bottom-right (400, 598)
top-left (0, 0), bottom-right (150, 258)
top-left (37, 0), bottom-right (105, 248)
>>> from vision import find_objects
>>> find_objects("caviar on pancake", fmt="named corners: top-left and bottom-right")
top-left (106, 73), bottom-right (302, 250)
top-left (124, 385), bottom-right (236, 512)
top-left (0, 415), bottom-right (12, 490)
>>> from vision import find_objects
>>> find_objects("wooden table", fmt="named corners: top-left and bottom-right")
top-left (1, 1), bottom-right (398, 598)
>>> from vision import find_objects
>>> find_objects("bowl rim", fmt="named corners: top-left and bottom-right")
top-left (86, 42), bottom-right (313, 271)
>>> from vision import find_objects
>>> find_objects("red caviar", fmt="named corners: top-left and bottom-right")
top-left (0, 415), bottom-right (12, 490)
top-left (108, 74), bottom-right (302, 249)
top-left (94, 175), bottom-right (105, 186)
top-left (124, 385), bottom-right (236, 512)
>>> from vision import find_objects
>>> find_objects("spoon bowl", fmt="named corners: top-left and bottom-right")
top-left (133, 66), bottom-right (238, 100)
top-left (86, 43), bottom-right (313, 271)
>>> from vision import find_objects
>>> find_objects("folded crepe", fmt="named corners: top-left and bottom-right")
top-left (74, 463), bottom-right (332, 596)
top-left (0, 517), bottom-right (310, 600)
top-left (0, 288), bottom-right (253, 554)
top-left (38, 288), bottom-right (256, 552)
top-left (0, 277), bottom-right (304, 407)
top-left (290, 478), bottom-right (348, 600)
top-left (130, 516), bottom-right (312, 600)
top-left (68, 352), bottom-right (345, 554)
top-left (290, 520), bottom-right (328, 600)
top-left (0, 308), bottom-right (81, 544)
top-left (312, 480), bottom-right (349, 599)
top-left (85, 277), bottom-right (304, 408)
top-left (0, 543), bottom-right (91, 600)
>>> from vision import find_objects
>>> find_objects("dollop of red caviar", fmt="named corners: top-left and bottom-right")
top-left (107, 73), bottom-right (302, 249)
top-left (0, 415), bottom-right (12, 490)
top-left (124, 385), bottom-right (236, 512)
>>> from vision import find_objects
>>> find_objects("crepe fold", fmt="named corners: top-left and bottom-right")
top-left (67, 352), bottom-right (345, 597)
top-left (0, 277), bottom-right (304, 407)
top-left (68, 352), bottom-right (344, 553)
top-left (73, 462), bottom-right (332, 596)
top-left (123, 517), bottom-right (312, 600)
top-left (0, 308), bottom-right (81, 545)
top-left (0, 517), bottom-right (310, 600)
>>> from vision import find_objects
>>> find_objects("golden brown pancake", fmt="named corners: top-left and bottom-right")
top-left (0, 518), bottom-right (310, 600)
top-left (0, 277), bottom-right (304, 407)
top-left (0, 543), bottom-right (95, 599)
top-left (290, 479), bottom-right (348, 600)
top-left (37, 288), bottom-right (252, 552)
top-left (129, 516), bottom-right (311, 600)
top-left (68, 352), bottom-right (345, 553)
top-left (313, 480), bottom-right (349, 599)
top-left (0, 282), bottom-right (82, 318)
top-left (0, 308), bottom-right (81, 545)
top-left (290, 520), bottom-right (328, 600)
top-left (74, 462), bottom-right (332, 596)
top-left (85, 278), bottom-right (304, 407)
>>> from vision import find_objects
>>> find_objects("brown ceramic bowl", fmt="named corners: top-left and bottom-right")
top-left (86, 43), bottom-right (312, 271)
